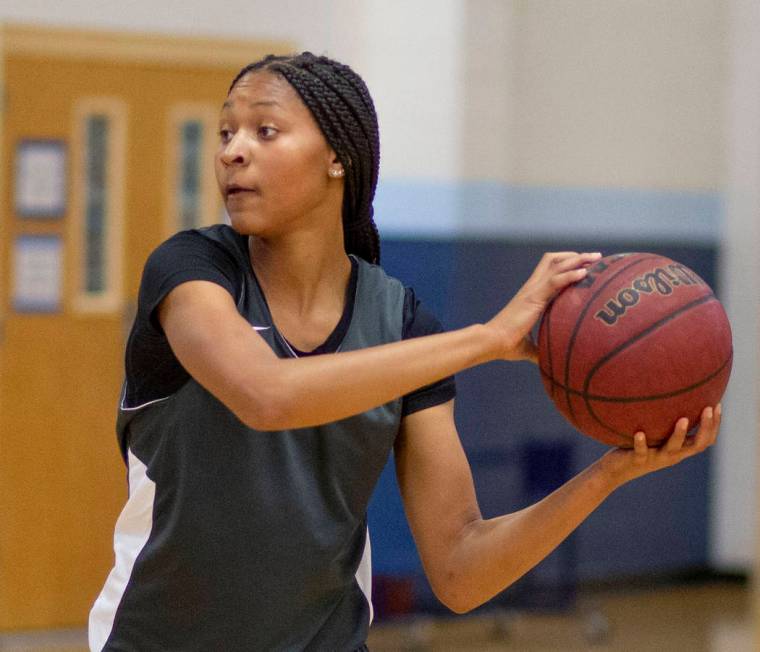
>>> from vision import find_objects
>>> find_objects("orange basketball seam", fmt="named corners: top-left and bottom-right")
top-left (540, 352), bottom-right (731, 403)
top-left (581, 293), bottom-right (717, 396)
top-left (561, 253), bottom-right (658, 423)
top-left (582, 293), bottom-right (724, 439)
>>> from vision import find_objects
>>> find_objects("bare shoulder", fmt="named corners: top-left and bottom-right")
top-left (158, 279), bottom-right (280, 429)
top-left (159, 279), bottom-right (239, 333)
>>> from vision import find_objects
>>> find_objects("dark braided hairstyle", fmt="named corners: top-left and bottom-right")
top-left (229, 52), bottom-right (381, 264)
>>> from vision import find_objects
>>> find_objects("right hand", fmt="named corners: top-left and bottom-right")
top-left (598, 404), bottom-right (721, 488)
top-left (486, 251), bottom-right (602, 362)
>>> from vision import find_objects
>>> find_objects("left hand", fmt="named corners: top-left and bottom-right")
top-left (599, 404), bottom-right (721, 487)
top-left (486, 251), bottom-right (602, 362)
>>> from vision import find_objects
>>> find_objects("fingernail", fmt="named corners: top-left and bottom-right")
top-left (715, 403), bottom-right (722, 417)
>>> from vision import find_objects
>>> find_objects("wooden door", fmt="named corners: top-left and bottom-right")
top-left (0, 24), bottom-right (284, 629)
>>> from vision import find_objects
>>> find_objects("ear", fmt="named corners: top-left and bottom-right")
top-left (327, 152), bottom-right (345, 179)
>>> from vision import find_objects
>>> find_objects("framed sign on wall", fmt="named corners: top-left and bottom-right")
top-left (12, 235), bottom-right (63, 313)
top-left (14, 139), bottom-right (67, 218)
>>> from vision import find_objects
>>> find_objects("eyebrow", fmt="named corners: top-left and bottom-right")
top-left (221, 99), bottom-right (283, 110)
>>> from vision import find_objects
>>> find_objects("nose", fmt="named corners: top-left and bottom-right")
top-left (219, 131), bottom-right (250, 167)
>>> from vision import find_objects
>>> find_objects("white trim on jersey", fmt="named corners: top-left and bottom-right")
top-left (89, 449), bottom-right (156, 651)
top-left (120, 395), bottom-right (172, 411)
top-left (355, 527), bottom-right (374, 625)
top-left (118, 381), bottom-right (173, 412)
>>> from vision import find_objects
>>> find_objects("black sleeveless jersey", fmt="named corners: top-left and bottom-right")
top-left (89, 225), bottom-right (452, 651)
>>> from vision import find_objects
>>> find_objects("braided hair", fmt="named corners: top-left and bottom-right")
top-left (229, 52), bottom-right (381, 264)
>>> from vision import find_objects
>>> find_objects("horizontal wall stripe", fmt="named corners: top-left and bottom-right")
top-left (374, 179), bottom-right (462, 237)
top-left (374, 180), bottom-right (721, 244)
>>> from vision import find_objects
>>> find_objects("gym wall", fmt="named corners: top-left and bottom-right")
top-left (0, 0), bottom-right (755, 623)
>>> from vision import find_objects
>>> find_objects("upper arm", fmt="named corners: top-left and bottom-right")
top-left (158, 280), bottom-right (282, 429)
top-left (401, 288), bottom-right (456, 417)
top-left (134, 231), bottom-right (284, 429)
top-left (394, 400), bottom-right (481, 593)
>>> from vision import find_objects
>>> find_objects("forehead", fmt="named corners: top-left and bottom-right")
top-left (223, 71), bottom-right (305, 115)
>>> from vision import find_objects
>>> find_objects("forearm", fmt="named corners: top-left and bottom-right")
top-left (254, 323), bottom-right (497, 429)
top-left (441, 459), bottom-right (619, 613)
top-left (163, 282), bottom-right (506, 431)
top-left (165, 252), bottom-right (600, 430)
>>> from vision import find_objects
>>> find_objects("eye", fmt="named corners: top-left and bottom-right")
top-left (258, 125), bottom-right (278, 140)
top-left (219, 128), bottom-right (233, 144)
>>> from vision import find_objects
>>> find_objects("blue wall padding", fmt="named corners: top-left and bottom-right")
top-left (368, 238), bottom-right (716, 586)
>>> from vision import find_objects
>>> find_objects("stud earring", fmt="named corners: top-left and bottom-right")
top-left (329, 168), bottom-right (344, 178)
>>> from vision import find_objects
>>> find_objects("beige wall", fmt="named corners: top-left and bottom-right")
top-left (716, 0), bottom-right (760, 574)
top-left (461, 0), bottom-right (727, 189)
top-left (0, 1), bottom-right (728, 190)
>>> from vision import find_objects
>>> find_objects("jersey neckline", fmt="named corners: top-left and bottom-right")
top-left (234, 231), bottom-right (359, 357)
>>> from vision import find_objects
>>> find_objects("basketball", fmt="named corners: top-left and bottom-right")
top-left (537, 253), bottom-right (733, 447)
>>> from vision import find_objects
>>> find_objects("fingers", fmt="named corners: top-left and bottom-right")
top-left (548, 268), bottom-right (591, 291)
top-left (541, 251), bottom-right (602, 274)
top-left (664, 417), bottom-right (690, 452)
top-left (533, 252), bottom-right (603, 298)
top-left (711, 403), bottom-right (721, 443)
top-left (611, 405), bottom-right (722, 487)
top-left (691, 404), bottom-right (721, 451)
top-left (632, 431), bottom-right (648, 458)
top-left (662, 405), bottom-right (721, 457)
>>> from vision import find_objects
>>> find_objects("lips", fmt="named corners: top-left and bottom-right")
top-left (225, 183), bottom-right (258, 198)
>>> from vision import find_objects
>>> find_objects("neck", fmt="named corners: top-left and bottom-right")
top-left (248, 226), bottom-right (352, 314)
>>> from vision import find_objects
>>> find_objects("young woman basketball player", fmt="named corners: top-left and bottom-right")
top-left (89, 53), bottom-right (721, 651)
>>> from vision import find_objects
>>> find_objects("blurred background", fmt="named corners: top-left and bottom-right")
top-left (0, 1), bottom-right (757, 650)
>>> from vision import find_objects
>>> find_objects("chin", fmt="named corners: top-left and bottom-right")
top-left (226, 211), bottom-right (259, 235)
top-left (226, 211), bottom-right (276, 239)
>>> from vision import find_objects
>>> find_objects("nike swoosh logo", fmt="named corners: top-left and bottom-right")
top-left (252, 325), bottom-right (271, 331)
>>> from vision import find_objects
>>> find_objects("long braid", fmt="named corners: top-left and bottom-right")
top-left (229, 53), bottom-right (381, 264)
